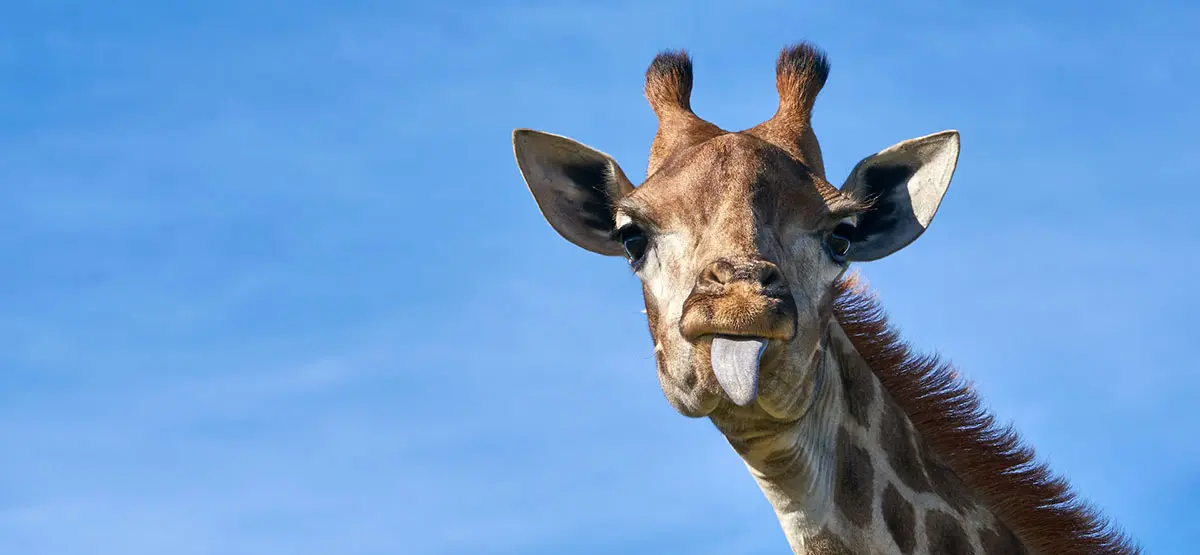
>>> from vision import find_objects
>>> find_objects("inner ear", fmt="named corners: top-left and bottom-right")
top-left (853, 164), bottom-right (917, 240)
top-left (513, 129), bottom-right (635, 256)
top-left (838, 130), bottom-right (959, 262)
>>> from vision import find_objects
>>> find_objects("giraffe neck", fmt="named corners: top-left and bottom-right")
top-left (708, 320), bottom-right (1030, 554)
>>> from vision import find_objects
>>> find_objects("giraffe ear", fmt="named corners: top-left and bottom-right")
top-left (837, 130), bottom-right (960, 262)
top-left (513, 129), bottom-right (635, 256)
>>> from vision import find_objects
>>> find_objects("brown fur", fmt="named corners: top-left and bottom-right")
top-left (833, 274), bottom-right (1140, 555)
top-left (680, 265), bottom-right (798, 342)
top-left (747, 42), bottom-right (831, 176)
top-left (644, 50), bottom-right (696, 115)
top-left (643, 51), bottom-right (724, 176)
top-left (772, 43), bottom-right (830, 119)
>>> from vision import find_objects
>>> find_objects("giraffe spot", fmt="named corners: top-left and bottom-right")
top-left (807, 529), bottom-right (853, 555)
top-left (881, 483), bottom-right (916, 554)
top-left (880, 399), bottom-right (932, 493)
top-left (979, 523), bottom-right (1028, 555)
top-left (838, 357), bottom-right (875, 428)
top-left (925, 510), bottom-right (972, 555)
top-left (834, 428), bottom-right (874, 527)
top-left (680, 363), bottom-right (698, 389)
top-left (923, 446), bottom-right (975, 514)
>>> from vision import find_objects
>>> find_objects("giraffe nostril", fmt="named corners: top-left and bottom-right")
top-left (698, 258), bottom-right (789, 295)
top-left (700, 259), bottom-right (738, 287)
top-left (757, 264), bottom-right (784, 289)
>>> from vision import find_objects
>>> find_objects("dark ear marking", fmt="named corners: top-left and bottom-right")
top-left (853, 165), bottom-right (916, 243)
top-left (562, 160), bottom-right (619, 233)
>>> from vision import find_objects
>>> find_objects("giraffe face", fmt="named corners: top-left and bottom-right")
top-left (512, 44), bottom-right (960, 419)
top-left (610, 133), bottom-right (855, 419)
top-left (513, 127), bottom-right (958, 419)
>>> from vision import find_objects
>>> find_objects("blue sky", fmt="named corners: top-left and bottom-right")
top-left (1, 1), bottom-right (1197, 553)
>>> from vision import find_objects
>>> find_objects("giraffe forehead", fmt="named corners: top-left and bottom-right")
top-left (627, 133), bottom-right (834, 233)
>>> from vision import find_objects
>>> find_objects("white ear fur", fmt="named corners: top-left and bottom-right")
top-left (513, 129), bottom-right (635, 256)
top-left (838, 130), bottom-right (960, 261)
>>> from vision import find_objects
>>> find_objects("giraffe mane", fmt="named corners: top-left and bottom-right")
top-left (832, 273), bottom-right (1140, 555)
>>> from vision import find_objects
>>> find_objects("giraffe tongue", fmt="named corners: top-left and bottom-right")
top-left (710, 336), bottom-right (767, 407)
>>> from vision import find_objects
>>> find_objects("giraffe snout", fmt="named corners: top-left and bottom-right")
top-left (694, 258), bottom-right (790, 298)
top-left (679, 257), bottom-right (798, 342)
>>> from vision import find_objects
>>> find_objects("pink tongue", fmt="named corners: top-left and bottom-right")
top-left (710, 336), bottom-right (767, 406)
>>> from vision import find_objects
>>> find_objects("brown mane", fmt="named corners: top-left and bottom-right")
top-left (833, 273), bottom-right (1140, 555)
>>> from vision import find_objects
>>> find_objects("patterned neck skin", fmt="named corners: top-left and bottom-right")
top-left (708, 320), bottom-right (1027, 555)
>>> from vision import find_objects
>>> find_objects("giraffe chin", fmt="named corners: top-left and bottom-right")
top-left (711, 335), bottom-right (768, 406)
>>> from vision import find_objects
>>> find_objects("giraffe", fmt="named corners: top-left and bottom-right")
top-left (511, 42), bottom-right (1138, 555)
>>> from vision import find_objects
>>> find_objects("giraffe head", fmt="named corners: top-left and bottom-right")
top-left (513, 43), bottom-right (959, 420)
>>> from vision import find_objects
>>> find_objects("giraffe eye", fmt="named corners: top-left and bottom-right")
top-left (824, 223), bottom-right (855, 261)
top-left (617, 225), bottom-right (648, 264)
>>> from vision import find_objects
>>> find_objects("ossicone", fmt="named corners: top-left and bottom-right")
top-left (773, 42), bottom-right (830, 121)
top-left (643, 49), bottom-right (724, 176)
top-left (745, 41), bottom-right (832, 175)
top-left (644, 50), bottom-right (695, 115)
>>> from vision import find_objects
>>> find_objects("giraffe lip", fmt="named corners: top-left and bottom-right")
top-left (710, 335), bottom-right (769, 406)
